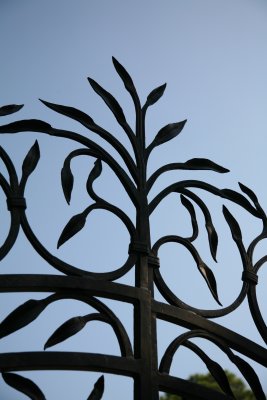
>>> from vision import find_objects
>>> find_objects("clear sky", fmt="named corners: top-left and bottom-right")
top-left (0, 0), bottom-right (267, 398)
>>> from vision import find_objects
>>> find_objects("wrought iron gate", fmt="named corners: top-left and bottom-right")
top-left (0, 58), bottom-right (266, 399)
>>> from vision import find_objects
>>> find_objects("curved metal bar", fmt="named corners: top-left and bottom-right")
top-left (0, 209), bottom-right (21, 262)
top-left (44, 294), bottom-right (134, 358)
top-left (152, 235), bottom-right (223, 306)
top-left (147, 161), bottom-right (229, 193)
top-left (159, 329), bottom-right (266, 399)
top-left (0, 173), bottom-right (11, 197)
top-left (152, 235), bottom-right (200, 264)
top-left (48, 127), bottom-right (139, 207)
top-left (160, 329), bottom-right (225, 374)
top-left (153, 301), bottom-right (267, 367)
top-left (247, 231), bottom-right (267, 264)
top-left (180, 194), bottom-right (198, 242)
top-left (64, 149), bottom-right (139, 222)
top-left (152, 232), bottom-right (247, 316)
top-left (90, 202), bottom-right (136, 239)
top-left (247, 256), bottom-right (267, 345)
top-left (0, 177), bottom-right (22, 261)
top-left (0, 352), bottom-right (139, 376)
top-left (0, 122), bottom-right (139, 207)
top-left (159, 339), bottom-right (234, 398)
top-left (154, 268), bottom-right (248, 318)
top-left (181, 189), bottom-right (217, 259)
top-left (0, 146), bottom-right (19, 188)
top-left (157, 373), bottom-right (233, 400)
top-left (87, 77), bottom-right (138, 157)
top-left (20, 210), bottom-right (136, 280)
top-left (149, 180), bottom-right (259, 217)
top-left (39, 99), bottom-right (138, 184)
top-left (0, 274), bottom-right (141, 303)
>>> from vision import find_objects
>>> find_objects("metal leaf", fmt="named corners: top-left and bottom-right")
top-left (21, 140), bottom-right (40, 180)
top-left (112, 57), bottom-right (137, 95)
top-left (0, 119), bottom-right (52, 133)
top-left (231, 355), bottom-right (265, 399)
top-left (0, 104), bottom-right (24, 117)
top-left (184, 342), bottom-right (234, 398)
top-left (61, 159), bottom-right (74, 204)
top-left (223, 206), bottom-right (242, 242)
top-left (198, 262), bottom-right (222, 306)
top-left (152, 120), bottom-right (187, 147)
top-left (44, 316), bottom-right (86, 350)
top-left (0, 299), bottom-right (48, 339)
top-left (86, 159), bottom-right (102, 196)
top-left (2, 373), bottom-right (45, 400)
top-left (180, 195), bottom-right (198, 241)
top-left (204, 360), bottom-right (234, 397)
top-left (184, 158), bottom-right (229, 173)
top-left (57, 210), bottom-right (88, 248)
top-left (145, 83), bottom-right (167, 108)
top-left (87, 375), bottom-right (104, 400)
top-left (221, 188), bottom-right (258, 216)
top-left (239, 182), bottom-right (259, 204)
top-left (40, 99), bottom-right (95, 127)
top-left (206, 222), bottom-right (218, 262)
top-left (182, 190), bottom-right (218, 261)
top-left (88, 78), bottom-right (126, 125)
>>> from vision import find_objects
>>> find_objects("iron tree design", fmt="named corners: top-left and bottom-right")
top-left (0, 59), bottom-right (266, 399)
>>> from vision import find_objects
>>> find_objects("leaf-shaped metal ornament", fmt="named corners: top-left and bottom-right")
top-left (147, 120), bottom-right (187, 157)
top-left (198, 262), bottom-right (222, 306)
top-left (0, 104), bottom-right (24, 117)
top-left (0, 119), bottom-right (52, 133)
top-left (145, 83), bottom-right (167, 108)
top-left (231, 355), bottom-right (265, 399)
top-left (180, 195), bottom-right (198, 241)
top-left (223, 206), bottom-right (242, 243)
top-left (238, 182), bottom-right (260, 206)
top-left (2, 373), bottom-right (45, 400)
top-left (0, 298), bottom-right (49, 339)
top-left (221, 188), bottom-right (259, 217)
top-left (40, 99), bottom-right (95, 127)
top-left (88, 78), bottom-right (126, 126)
top-left (184, 341), bottom-right (234, 398)
top-left (86, 159), bottom-right (102, 197)
top-left (181, 190), bottom-right (218, 261)
top-left (44, 316), bottom-right (86, 350)
top-left (184, 158), bottom-right (229, 173)
top-left (87, 375), bottom-right (104, 400)
top-left (21, 141), bottom-right (40, 180)
top-left (61, 159), bottom-right (74, 204)
top-left (206, 222), bottom-right (218, 262)
top-left (57, 209), bottom-right (89, 248)
top-left (202, 359), bottom-right (234, 397)
top-left (112, 57), bottom-right (137, 96)
top-left (153, 120), bottom-right (187, 147)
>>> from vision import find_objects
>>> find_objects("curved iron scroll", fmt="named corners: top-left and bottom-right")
top-left (0, 59), bottom-right (266, 399)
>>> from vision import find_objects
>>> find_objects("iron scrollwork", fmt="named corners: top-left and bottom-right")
top-left (0, 58), bottom-right (266, 399)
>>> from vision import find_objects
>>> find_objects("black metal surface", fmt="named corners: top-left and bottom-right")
top-left (0, 59), bottom-right (266, 399)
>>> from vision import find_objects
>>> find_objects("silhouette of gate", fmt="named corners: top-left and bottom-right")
top-left (0, 59), bottom-right (266, 399)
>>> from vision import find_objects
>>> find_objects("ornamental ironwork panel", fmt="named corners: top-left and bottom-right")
top-left (0, 58), bottom-right (266, 399)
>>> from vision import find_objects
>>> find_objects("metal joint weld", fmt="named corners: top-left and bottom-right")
top-left (7, 196), bottom-right (27, 210)
top-left (128, 241), bottom-right (149, 255)
top-left (242, 270), bottom-right (258, 285)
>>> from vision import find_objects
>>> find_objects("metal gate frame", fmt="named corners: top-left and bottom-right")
top-left (0, 58), bottom-right (266, 399)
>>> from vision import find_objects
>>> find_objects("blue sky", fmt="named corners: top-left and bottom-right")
top-left (0, 0), bottom-right (267, 398)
